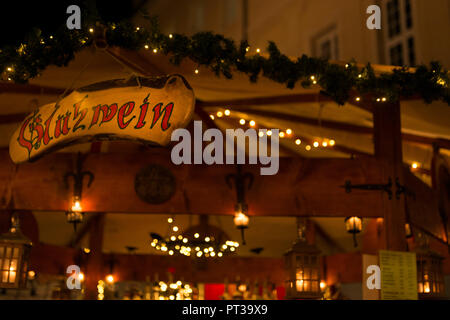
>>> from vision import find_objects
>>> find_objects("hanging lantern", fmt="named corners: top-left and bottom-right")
top-left (415, 233), bottom-right (446, 299)
top-left (344, 216), bottom-right (362, 247)
top-left (0, 213), bottom-right (33, 289)
top-left (233, 203), bottom-right (249, 245)
top-left (64, 153), bottom-right (94, 231)
top-left (284, 218), bottom-right (322, 300)
top-left (226, 165), bottom-right (253, 246)
top-left (66, 196), bottom-right (84, 231)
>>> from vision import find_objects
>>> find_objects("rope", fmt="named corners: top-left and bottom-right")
top-left (54, 52), bottom-right (96, 107)
top-left (104, 49), bottom-right (141, 84)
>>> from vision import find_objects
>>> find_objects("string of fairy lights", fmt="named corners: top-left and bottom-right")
top-left (209, 108), bottom-right (337, 152)
top-left (208, 108), bottom-right (428, 171)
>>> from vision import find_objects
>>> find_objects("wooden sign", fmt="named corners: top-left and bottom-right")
top-left (9, 74), bottom-right (195, 163)
top-left (379, 250), bottom-right (418, 300)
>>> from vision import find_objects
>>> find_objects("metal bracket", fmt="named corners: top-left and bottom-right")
top-left (64, 152), bottom-right (94, 199)
top-left (341, 178), bottom-right (393, 199)
top-left (226, 164), bottom-right (253, 207)
top-left (395, 178), bottom-right (416, 200)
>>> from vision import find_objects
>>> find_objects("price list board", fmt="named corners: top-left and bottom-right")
top-left (379, 250), bottom-right (418, 300)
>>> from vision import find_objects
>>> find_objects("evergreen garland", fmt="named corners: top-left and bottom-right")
top-left (1, 15), bottom-right (449, 106)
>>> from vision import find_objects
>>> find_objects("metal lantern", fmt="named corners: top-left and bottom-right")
top-left (284, 218), bottom-right (322, 300)
top-left (0, 213), bottom-right (33, 289)
top-left (344, 216), bottom-right (362, 247)
top-left (66, 196), bottom-right (84, 231)
top-left (233, 204), bottom-right (249, 245)
top-left (416, 248), bottom-right (445, 299)
top-left (64, 153), bottom-right (94, 231)
top-left (226, 165), bottom-right (253, 246)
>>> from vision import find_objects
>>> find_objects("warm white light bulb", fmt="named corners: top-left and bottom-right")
top-left (71, 200), bottom-right (82, 212)
top-left (106, 274), bottom-right (114, 284)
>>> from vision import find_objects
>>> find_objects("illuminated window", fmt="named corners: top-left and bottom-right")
top-left (384, 0), bottom-right (416, 66)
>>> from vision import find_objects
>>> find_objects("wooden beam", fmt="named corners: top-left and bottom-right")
top-left (0, 149), bottom-right (386, 217)
top-left (196, 91), bottom-right (421, 110)
top-left (312, 220), bottom-right (346, 253)
top-left (196, 93), bottom-right (336, 108)
top-left (404, 167), bottom-right (447, 243)
top-left (67, 212), bottom-right (102, 248)
top-left (0, 112), bottom-right (28, 125)
top-left (84, 214), bottom-right (105, 300)
top-left (0, 82), bottom-right (65, 95)
top-left (373, 100), bottom-right (407, 251)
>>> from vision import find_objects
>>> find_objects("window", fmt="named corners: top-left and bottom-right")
top-left (384, 0), bottom-right (416, 66)
top-left (312, 25), bottom-right (339, 61)
top-left (387, 0), bottom-right (401, 38)
top-left (407, 37), bottom-right (415, 66)
top-left (405, 0), bottom-right (413, 29)
top-left (390, 44), bottom-right (403, 66)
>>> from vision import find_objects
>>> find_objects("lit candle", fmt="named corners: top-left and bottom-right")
top-left (9, 260), bottom-right (17, 283)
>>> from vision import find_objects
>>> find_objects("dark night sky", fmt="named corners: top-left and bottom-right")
top-left (0, 0), bottom-right (144, 46)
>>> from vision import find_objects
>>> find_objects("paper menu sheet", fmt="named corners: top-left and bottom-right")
top-left (379, 250), bottom-right (418, 300)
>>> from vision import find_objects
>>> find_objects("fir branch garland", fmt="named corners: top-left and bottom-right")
top-left (1, 16), bottom-right (449, 106)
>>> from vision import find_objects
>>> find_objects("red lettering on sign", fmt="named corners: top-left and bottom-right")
top-left (117, 101), bottom-right (135, 129)
top-left (54, 113), bottom-right (71, 138)
top-left (43, 111), bottom-right (56, 146)
top-left (100, 103), bottom-right (118, 125)
top-left (135, 100), bottom-right (149, 129)
top-left (151, 102), bottom-right (173, 131)
top-left (73, 101), bottom-right (88, 132)
top-left (17, 118), bottom-right (33, 153)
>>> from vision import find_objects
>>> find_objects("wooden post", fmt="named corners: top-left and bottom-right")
top-left (373, 100), bottom-right (407, 251)
top-left (84, 214), bottom-right (105, 299)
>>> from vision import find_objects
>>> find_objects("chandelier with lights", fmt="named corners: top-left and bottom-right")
top-left (150, 215), bottom-right (239, 258)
